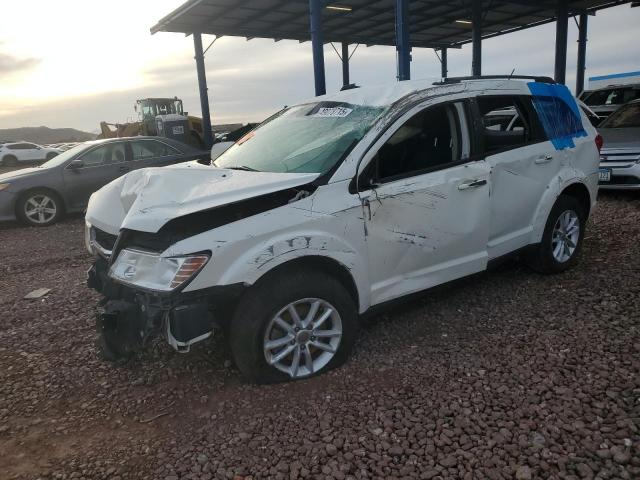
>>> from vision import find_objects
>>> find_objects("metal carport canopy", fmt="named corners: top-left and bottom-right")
top-left (151, 0), bottom-right (632, 149)
top-left (151, 0), bottom-right (628, 48)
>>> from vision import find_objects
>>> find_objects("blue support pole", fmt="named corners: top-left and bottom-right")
top-left (472, 0), bottom-right (482, 77)
top-left (441, 48), bottom-right (448, 79)
top-left (341, 41), bottom-right (350, 88)
top-left (576, 13), bottom-right (588, 95)
top-left (309, 0), bottom-right (326, 96)
top-left (193, 33), bottom-right (214, 149)
top-left (554, 0), bottom-right (569, 84)
top-left (395, 0), bottom-right (411, 81)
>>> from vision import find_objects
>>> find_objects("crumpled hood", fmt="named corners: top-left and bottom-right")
top-left (86, 162), bottom-right (319, 234)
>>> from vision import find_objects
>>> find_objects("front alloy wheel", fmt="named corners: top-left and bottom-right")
top-left (229, 270), bottom-right (358, 383)
top-left (263, 298), bottom-right (342, 379)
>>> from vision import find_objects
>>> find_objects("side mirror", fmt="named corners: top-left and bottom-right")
top-left (68, 159), bottom-right (84, 170)
top-left (210, 141), bottom-right (234, 162)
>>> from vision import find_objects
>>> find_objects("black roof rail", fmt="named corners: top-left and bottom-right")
top-left (433, 75), bottom-right (556, 85)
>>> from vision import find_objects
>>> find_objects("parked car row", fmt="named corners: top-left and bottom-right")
top-left (0, 141), bottom-right (62, 166)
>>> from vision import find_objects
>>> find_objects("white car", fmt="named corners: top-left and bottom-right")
top-left (85, 76), bottom-right (601, 383)
top-left (0, 142), bottom-right (61, 166)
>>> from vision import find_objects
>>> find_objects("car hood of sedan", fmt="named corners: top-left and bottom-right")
top-left (85, 162), bottom-right (319, 234)
top-left (0, 167), bottom-right (45, 183)
top-left (599, 127), bottom-right (640, 150)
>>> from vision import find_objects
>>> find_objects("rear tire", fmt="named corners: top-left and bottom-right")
top-left (229, 269), bottom-right (358, 384)
top-left (525, 195), bottom-right (586, 274)
top-left (2, 155), bottom-right (17, 167)
top-left (45, 152), bottom-right (58, 161)
top-left (16, 189), bottom-right (63, 227)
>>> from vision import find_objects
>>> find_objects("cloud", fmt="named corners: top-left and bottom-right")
top-left (0, 52), bottom-right (40, 75)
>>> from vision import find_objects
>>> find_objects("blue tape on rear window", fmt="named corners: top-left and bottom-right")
top-left (527, 82), bottom-right (587, 150)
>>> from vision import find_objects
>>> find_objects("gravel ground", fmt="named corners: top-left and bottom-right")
top-left (0, 192), bottom-right (639, 480)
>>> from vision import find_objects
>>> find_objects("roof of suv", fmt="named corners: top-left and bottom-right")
top-left (314, 78), bottom-right (543, 110)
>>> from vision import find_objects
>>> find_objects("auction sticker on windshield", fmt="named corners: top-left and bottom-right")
top-left (313, 107), bottom-right (353, 118)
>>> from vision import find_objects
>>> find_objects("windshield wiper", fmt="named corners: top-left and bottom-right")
top-left (227, 165), bottom-right (258, 172)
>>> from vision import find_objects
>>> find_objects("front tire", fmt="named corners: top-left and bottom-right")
top-left (16, 189), bottom-right (63, 227)
top-left (45, 152), bottom-right (58, 161)
top-left (525, 195), bottom-right (586, 274)
top-left (229, 269), bottom-right (358, 383)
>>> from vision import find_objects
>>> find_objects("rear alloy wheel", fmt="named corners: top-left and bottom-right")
top-left (18, 191), bottom-right (62, 226)
top-left (525, 195), bottom-right (586, 274)
top-left (551, 210), bottom-right (580, 263)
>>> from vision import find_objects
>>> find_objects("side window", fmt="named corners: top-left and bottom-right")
top-left (477, 96), bottom-right (545, 154)
top-left (78, 146), bottom-right (109, 166)
top-left (375, 103), bottom-right (465, 181)
top-left (130, 140), bottom-right (178, 161)
top-left (9, 143), bottom-right (30, 150)
top-left (78, 143), bottom-right (126, 167)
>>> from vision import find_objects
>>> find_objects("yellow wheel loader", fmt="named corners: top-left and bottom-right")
top-left (98, 97), bottom-right (205, 148)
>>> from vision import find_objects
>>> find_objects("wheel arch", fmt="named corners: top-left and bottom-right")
top-left (251, 255), bottom-right (361, 311)
top-left (531, 172), bottom-right (592, 244)
top-left (560, 182), bottom-right (592, 217)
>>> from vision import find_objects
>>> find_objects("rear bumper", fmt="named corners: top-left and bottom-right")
top-left (88, 257), bottom-right (244, 353)
top-left (598, 162), bottom-right (640, 190)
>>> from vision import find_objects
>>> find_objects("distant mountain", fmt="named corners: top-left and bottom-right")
top-left (0, 126), bottom-right (96, 145)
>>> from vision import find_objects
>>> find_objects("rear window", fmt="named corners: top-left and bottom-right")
top-left (600, 102), bottom-right (640, 128)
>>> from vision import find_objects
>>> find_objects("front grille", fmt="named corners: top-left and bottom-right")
top-left (93, 228), bottom-right (118, 255)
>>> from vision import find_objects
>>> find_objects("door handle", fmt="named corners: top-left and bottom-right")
top-left (535, 154), bottom-right (554, 165)
top-left (458, 179), bottom-right (487, 191)
top-left (118, 166), bottom-right (129, 172)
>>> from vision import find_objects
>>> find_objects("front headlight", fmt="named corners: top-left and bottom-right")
top-left (0, 183), bottom-right (11, 192)
top-left (109, 249), bottom-right (209, 292)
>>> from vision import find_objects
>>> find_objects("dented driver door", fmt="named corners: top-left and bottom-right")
top-left (362, 161), bottom-right (492, 305)
top-left (359, 100), bottom-right (492, 306)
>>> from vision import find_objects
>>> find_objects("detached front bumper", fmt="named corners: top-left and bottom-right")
top-left (88, 257), bottom-right (243, 354)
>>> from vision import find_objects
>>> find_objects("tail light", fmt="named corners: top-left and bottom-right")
top-left (595, 134), bottom-right (603, 153)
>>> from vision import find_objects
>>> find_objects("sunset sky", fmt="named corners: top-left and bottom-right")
top-left (1, 1), bottom-right (639, 132)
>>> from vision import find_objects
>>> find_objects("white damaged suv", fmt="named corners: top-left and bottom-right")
top-left (85, 76), bottom-right (601, 383)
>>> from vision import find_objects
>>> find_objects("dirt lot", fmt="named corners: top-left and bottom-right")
top-left (0, 193), bottom-right (639, 480)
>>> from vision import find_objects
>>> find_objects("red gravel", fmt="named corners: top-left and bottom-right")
top-left (0, 193), bottom-right (638, 480)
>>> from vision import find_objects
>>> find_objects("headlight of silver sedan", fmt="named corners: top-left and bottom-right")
top-left (109, 249), bottom-right (209, 292)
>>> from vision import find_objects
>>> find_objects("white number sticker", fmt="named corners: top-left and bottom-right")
top-left (313, 107), bottom-right (353, 118)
